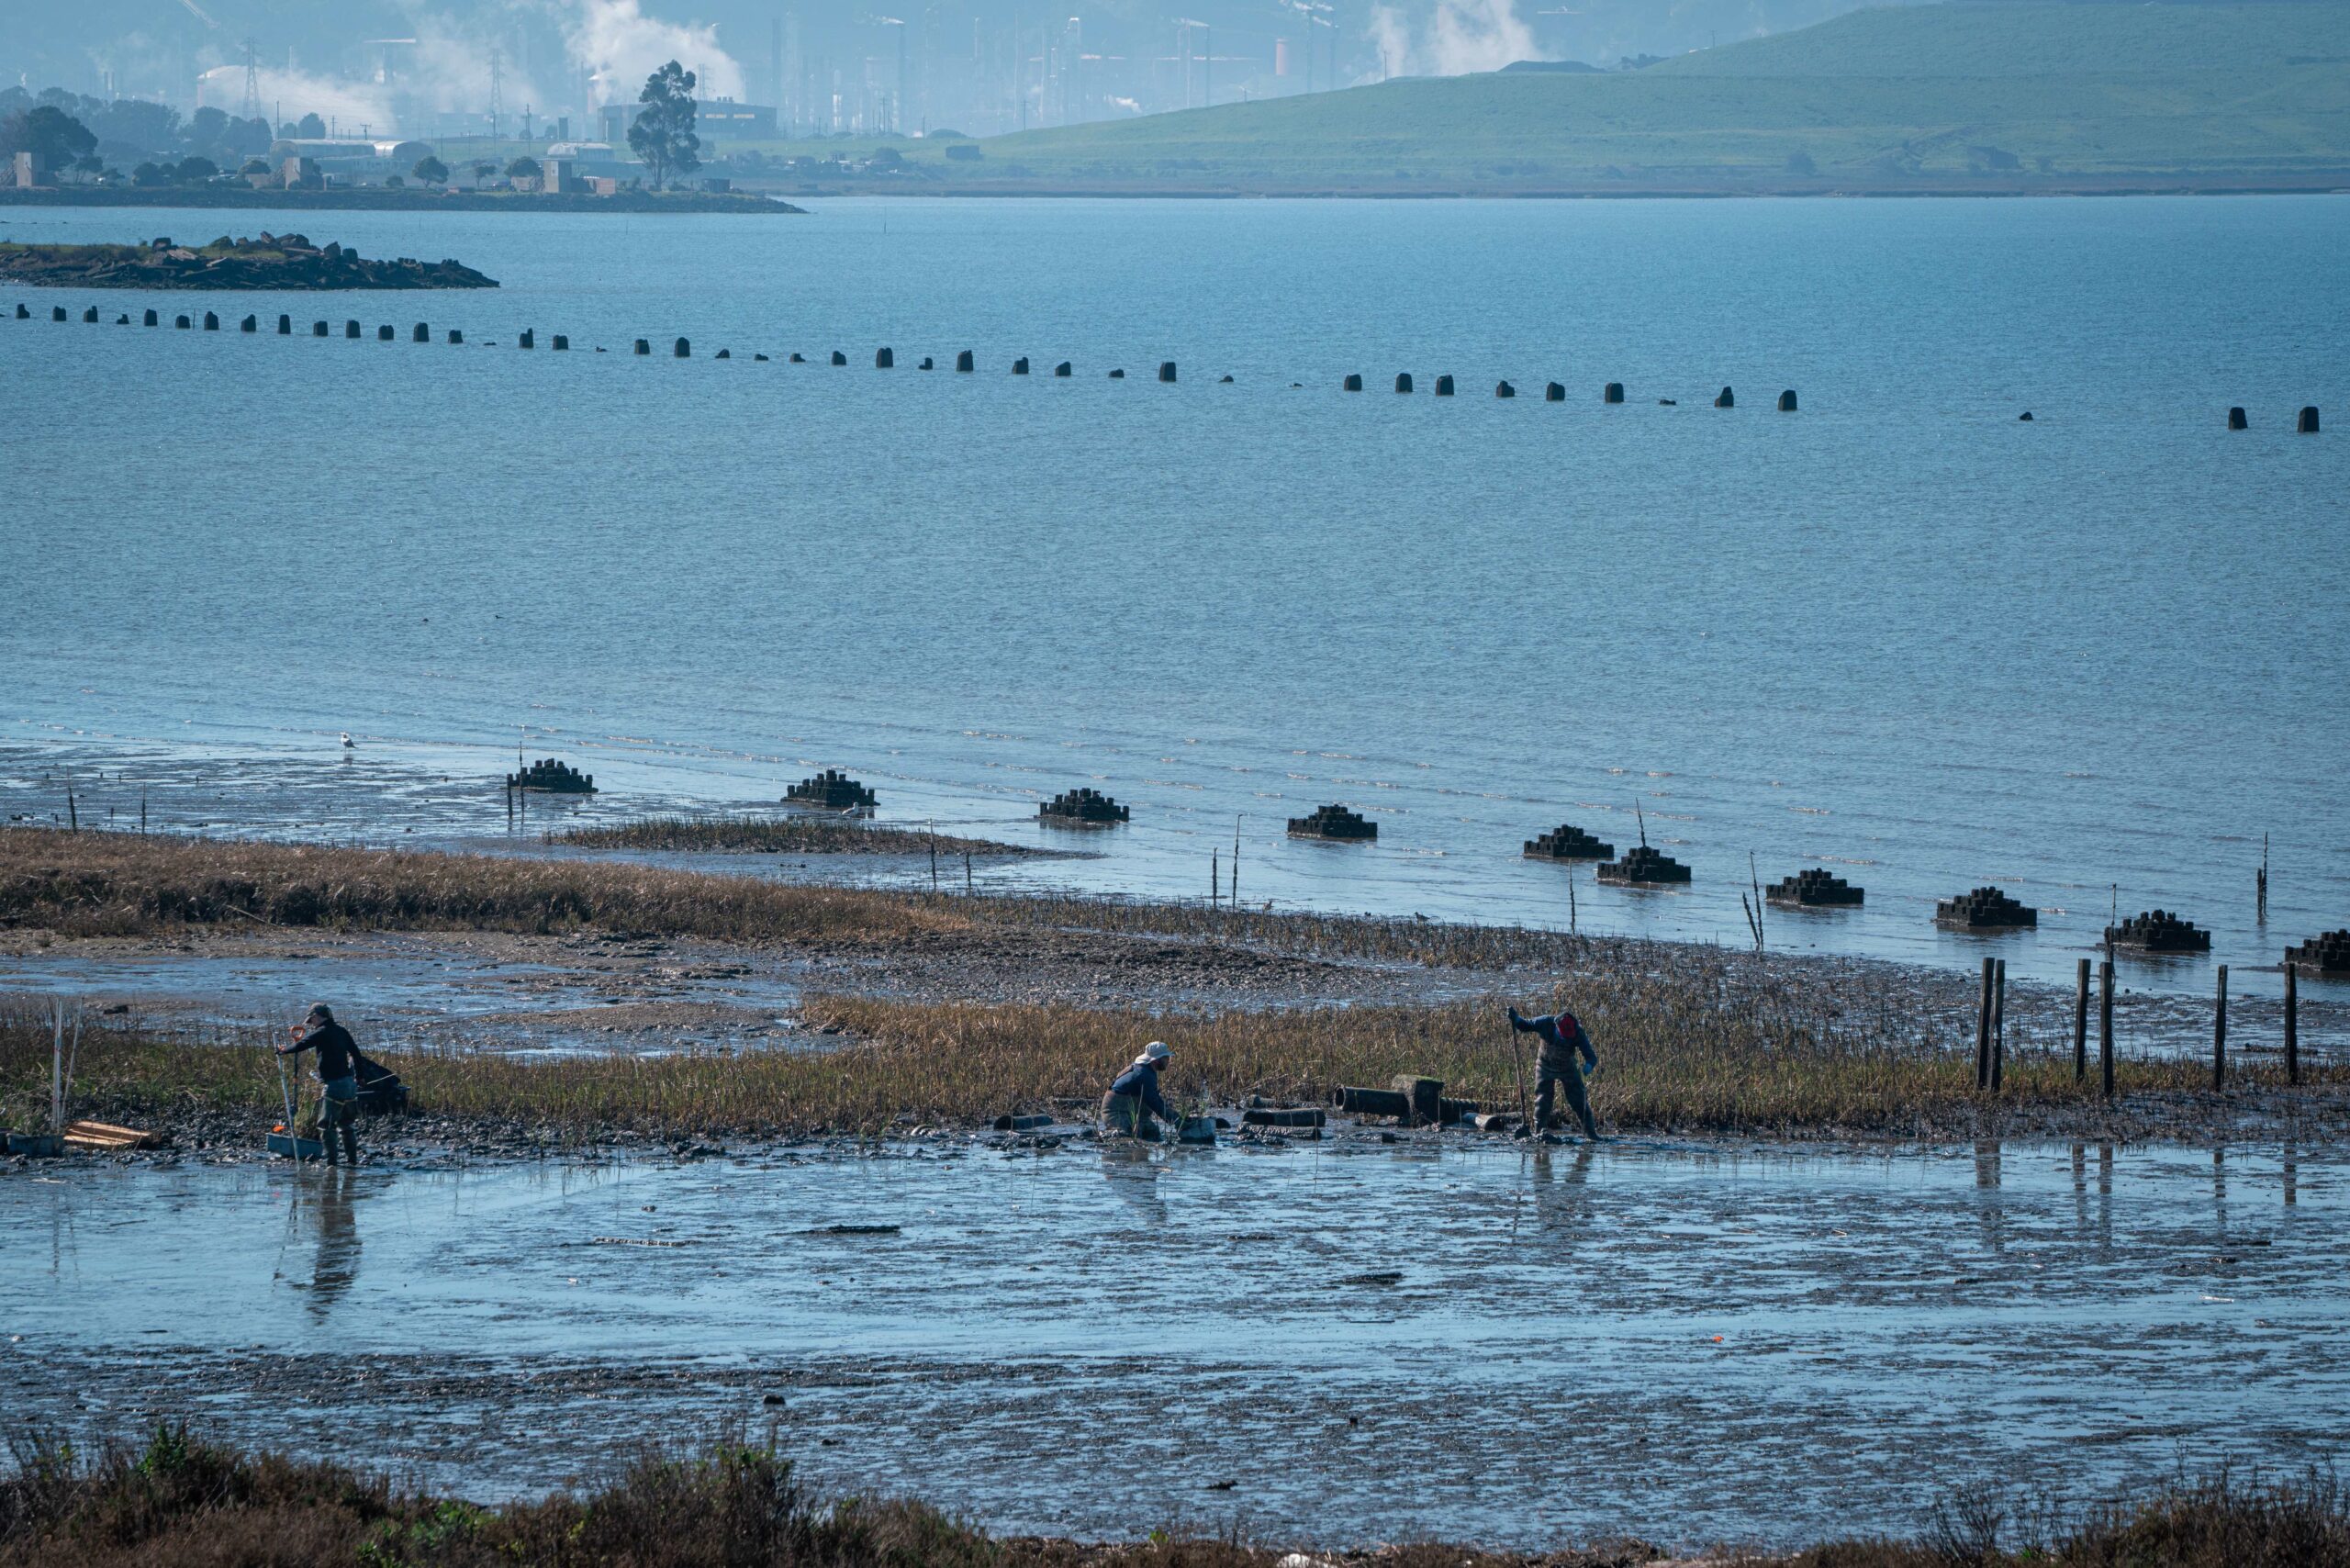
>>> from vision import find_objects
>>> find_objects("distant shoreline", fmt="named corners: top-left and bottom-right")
top-left (744, 174), bottom-right (2350, 201)
top-left (0, 188), bottom-right (803, 215)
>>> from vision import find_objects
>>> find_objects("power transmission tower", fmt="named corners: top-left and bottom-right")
top-left (488, 46), bottom-right (505, 141)
top-left (241, 38), bottom-right (261, 123)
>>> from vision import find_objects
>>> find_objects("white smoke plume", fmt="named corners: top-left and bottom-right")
top-left (1365, 0), bottom-right (1542, 78)
top-left (196, 64), bottom-right (392, 133)
top-left (555, 0), bottom-right (746, 107)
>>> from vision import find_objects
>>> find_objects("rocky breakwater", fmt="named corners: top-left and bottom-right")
top-left (0, 233), bottom-right (498, 290)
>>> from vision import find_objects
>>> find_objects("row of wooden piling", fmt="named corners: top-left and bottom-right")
top-left (1973, 954), bottom-right (2309, 1101)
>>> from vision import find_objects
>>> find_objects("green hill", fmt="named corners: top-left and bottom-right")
top-left (924, 3), bottom-right (2350, 192)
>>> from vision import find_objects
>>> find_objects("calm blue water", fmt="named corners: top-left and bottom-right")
top-left (3, 196), bottom-right (2345, 992)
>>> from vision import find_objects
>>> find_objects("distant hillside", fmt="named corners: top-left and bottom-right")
top-left (923, 2), bottom-right (2350, 193)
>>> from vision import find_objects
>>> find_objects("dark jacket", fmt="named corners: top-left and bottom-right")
top-left (1510, 1008), bottom-right (1597, 1068)
top-left (284, 1020), bottom-right (358, 1082)
top-left (1108, 1059), bottom-right (1172, 1120)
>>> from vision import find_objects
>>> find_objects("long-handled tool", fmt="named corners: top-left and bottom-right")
top-left (1505, 1009), bottom-right (1535, 1135)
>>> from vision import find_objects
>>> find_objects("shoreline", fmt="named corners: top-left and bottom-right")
top-left (0, 188), bottom-right (803, 215)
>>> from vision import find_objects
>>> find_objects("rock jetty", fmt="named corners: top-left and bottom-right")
top-left (0, 234), bottom-right (497, 290)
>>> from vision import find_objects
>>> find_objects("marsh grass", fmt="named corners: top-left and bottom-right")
top-left (6, 992), bottom-right (2333, 1142)
top-left (4, 1423), bottom-right (2344, 1568)
top-left (550, 815), bottom-right (1035, 857)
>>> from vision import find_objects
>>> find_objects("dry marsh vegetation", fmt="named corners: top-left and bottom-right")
top-left (4, 1424), bottom-right (2344, 1568)
top-left (552, 815), bottom-right (1037, 857)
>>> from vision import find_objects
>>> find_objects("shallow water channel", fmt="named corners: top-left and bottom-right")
top-left (5, 1137), bottom-right (2342, 1550)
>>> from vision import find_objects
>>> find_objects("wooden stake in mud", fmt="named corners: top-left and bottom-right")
top-left (2212, 964), bottom-right (2228, 1092)
top-left (2099, 958), bottom-right (2116, 1099)
top-left (1975, 957), bottom-right (1996, 1090)
top-left (2284, 962), bottom-right (2300, 1086)
top-left (1232, 815), bottom-right (1241, 909)
top-left (2073, 958), bottom-right (2090, 1081)
top-left (928, 820), bottom-right (939, 892)
top-left (2256, 834), bottom-right (2268, 924)
top-left (964, 850), bottom-right (973, 895)
top-left (140, 795), bottom-right (147, 835)
top-left (66, 786), bottom-right (77, 833)
top-left (1212, 848), bottom-right (1219, 910)
top-left (1505, 1014), bottom-right (1534, 1134)
top-left (1990, 958), bottom-right (2007, 1093)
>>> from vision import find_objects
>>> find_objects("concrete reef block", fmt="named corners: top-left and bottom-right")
top-left (876, 346), bottom-right (893, 368)
top-left (1604, 382), bottom-right (1624, 404)
top-left (1013, 357), bottom-right (1029, 375)
top-left (311, 320), bottom-right (326, 336)
top-left (1546, 382), bottom-right (1564, 401)
top-left (1288, 803), bottom-right (1375, 841)
top-left (1039, 787), bottom-right (1128, 826)
top-left (278, 314), bottom-right (291, 334)
top-left (1393, 373), bottom-right (1412, 394)
top-left (2228, 407), bottom-right (2248, 430)
top-left (551, 335), bottom-right (567, 351)
top-left (519, 328), bottom-right (534, 349)
top-left (1158, 361), bottom-right (1176, 383)
top-left (1343, 374), bottom-right (1363, 392)
top-left (1766, 868), bottom-right (1863, 908)
top-left (1715, 386), bottom-right (1734, 408)
top-left (344, 320), bottom-right (360, 339)
top-left (1597, 845), bottom-right (1691, 886)
top-left (1525, 823), bottom-right (1612, 861)
top-left (2284, 929), bottom-right (2350, 974)
top-left (674, 337), bottom-right (690, 358)
top-left (1495, 380), bottom-right (1516, 398)
top-left (2107, 908), bottom-right (2210, 953)
top-left (634, 339), bottom-right (650, 355)
top-left (1054, 362), bottom-right (1071, 376)
top-left (1434, 375), bottom-right (1454, 397)
top-left (1935, 885), bottom-right (2035, 929)
top-left (145, 309), bottom-right (159, 327)
top-left (2300, 406), bottom-right (2322, 434)
top-left (83, 307), bottom-right (98, 323)
top-left (507, 757), bottom-right (595, 794)
top-left (205, 312), bottom-right (220, 330)
top-left (957, 350), bottom-right (974, 373)
top-left (785, 768), bottom-right (876, 812)
top-left (410, 322), bottom-right (427, 342)
top-left (1779, 389), bottom-right (1798, 411)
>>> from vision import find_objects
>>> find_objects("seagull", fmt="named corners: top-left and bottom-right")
top-left (340, 733), bottom-right (354, 749)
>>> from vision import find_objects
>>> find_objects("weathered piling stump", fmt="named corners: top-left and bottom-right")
top-left (918, 356), bottom-right (934, 370)
top-left (876, 346), bottom-right (894, 368)
top-left (1038, 787), bottom-right (1128, 826)
top-left (715, 348), bottom-right (730, 359)
top-left (1765, 868), bottom-right (1863, 907)
top-left (2284, 929), bottom-right (2350, 975)
top-left (13, 303), bottom-right (26, 319)
top-left (205, 312), bottom-right (220, 330)
top-left (789, 353), bottom-right (806, 364)
top-left (50, 306), bottom-right (66, 321)
top-left (551, 335), bottom-right (566, 351)
top-left (2018, 410), bottom-right (2033, 420)
top-left (1935, 885), bottom-right (2036, 929)
top-left (1715, 386), bottom-right (1734, 408)
top-left (1344, 374), bottom-right (1364, 391)
top-left (1524, 823), bottom-right (1613, 861)
top-left (144, 309), bottom-right (158, 326)
top-left (2228, 406), bottom-right (2248, 430)
top-left (1779, 389), bottom-right (1798, 411)
top-left (1604, 382), bottom-right (1625, 404)
top-left (2105, 908), bottom-right (2210, 953)
top-left (1288, 803), bottom-right (1376, 841)
top-left (957, 350), bottom-right (974, 373)
top-left (2300, 406), bottom-right (2321, 433)
top-left (83, 306), bottom-right (98, 323)
top-left (2073, 957), bottom-right (2091, 1081)
top-left (276, 313), bottom-right (290, 334)
top-left (784, 768), bottom-right (877, 812)
top-left (507, 757), bottom-right (596, 794)
top-left (2285, 961), bottom-right (2300, 1084)
top-left (633, 339), bottom-right (650, 355)
top-left (519, 328), bottom-right (535, 349)
top-left (1546, 382), bottom-right (1565, 401)
top-left (2212, 964), bottom-right (2229, 1089)
top-left (241, 314), bottom-right (257, 332)
top-left (343, 320), bottom-right (360, 339)
top-left (406, 322), bottom-right (424, 342)
top-left (114, 313), bottom-right (127, 324)
top-left (674, 337), bottom-right (690, 358)
top-left (373, 323), bottom-right (391, 341)
top-left (449, 329), bottom-right (464, 344)
top-left (1158, 361), bottom-right (1177, 383)
top-left (311, 319), bottom-right (327, 336)
top-left (1495, 380), bottom-right (1516, 398)
top-left (1596, 845), bottom-right (1691, 886)
top-left (755, 353), bottom-right (768, 361)
top-left (1054, 362), bottom-right (1071, 376)
top-left (829, 350), bottom-right (845, 365)
top-left (1109, 368), bottom-right (1125, 379)
top-left (175, 314), bottom-right (191, 329)
top-left (1434, 375), bottom-right (1454, 397)
top-left (1003, 356), bottom-right (1024, 375)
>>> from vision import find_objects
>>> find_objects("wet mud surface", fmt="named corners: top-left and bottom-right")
top-left (6, 1138), bottom-right (2344, 1550)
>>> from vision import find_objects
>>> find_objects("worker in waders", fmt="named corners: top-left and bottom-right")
top-left (280, 1003), bottom-right (364, 1166)
top-left (1507, 1005), bottom-right (1602, 1140)
top-left (1102, 1040), bottom-right (1177, 1141)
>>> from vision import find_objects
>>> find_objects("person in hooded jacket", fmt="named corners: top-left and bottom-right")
top-left (1507, 1004), bottom-right (1602, 1140)
top-left (280, 1003), bottom-right (364, 1165)
top-left (1102, 1040), bottom-right (1177, 1140)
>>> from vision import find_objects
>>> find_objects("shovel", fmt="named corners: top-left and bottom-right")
top-left (267, 1039), bottom-right (325, 1162)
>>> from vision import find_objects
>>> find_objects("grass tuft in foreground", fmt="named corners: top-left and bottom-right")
top-left (5, 1424), bottom-right (2347, 1568)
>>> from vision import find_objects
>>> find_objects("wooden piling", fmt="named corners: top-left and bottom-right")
top-left (830, 351), bottom-right (846, 365)
top-left (2299, 406), bottom-right (2321, 433)
top-left (2284, 962), bottom-right (2299, 1085)
top-left (1778, 389), bottom-right (1798, 411)
top-left (1434, 375), bottom-right (1454, 397)
top-left (2099, 959), bottom-right (2115, 1098)
top-left (550, 335), bottom-right (565, 351)
top-left (277, 314), bottom-right (291, 334)
top-left (1495, 380), bottom-right (1516, 398)
top-left (1975, 956), bottom-right (1995, 1089)
top-left (633, 339), bottom-right (650, 355)
top-left (2228, 407), bottom-right (2248, 430)
top-left (174, 315), bottom-right (190, 329)
top-left (1109, 368), bottom-right (1125, 379)
top-left (876, 346), bottom-right (893, 368)
top-left (1013, 357), bottom-right (1029, 375)
top-left (1343, 374), bottom-right (1363, 391)
top-left (2212, 964), bottom-right (2228, 1091)
top-left (342, 320), bottom-right (358, 338)
top-left (449, 329), bottom-right (464, 344)
top-left (1054, 362), bottom-right (1071, 376)
top-left (376, 323), bottom-right (393, 341)
top-left (1990, 958), bottom-right (2006, 1092)
top-left (1158, 362), bottom-right (1177, 382)
top-left (1715, 386), bottom-right (1734, 408)
top-left (205, 312), bottom-right (220, 330)
top-left (144, 309), bottom-right (158, 327)
top-left (83, 306), bottom-right (98, 323)
top-left (715, 348), bottom-right (729, 358)
top-left (1393, 373), bottom-right (1411, 394)
top-left (2073, 957), bottom-right (2090, 1081)
top-left (311, 319), bottom-right (326, 336)
top-left (50, 306), bottom-right (66, 321)
top-left (674, 337), bottom-right (690, 357)
top-left (1604, 382), bottom-right (1624, 404)
top-left (410, 322), bottom-right (427, 342)
top-left (957, 350), bottom-right (974, 373)
top-left (1545, 382), bottom-right (1564, 401)
top-left (241, 314), bottom-right (257, 332)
